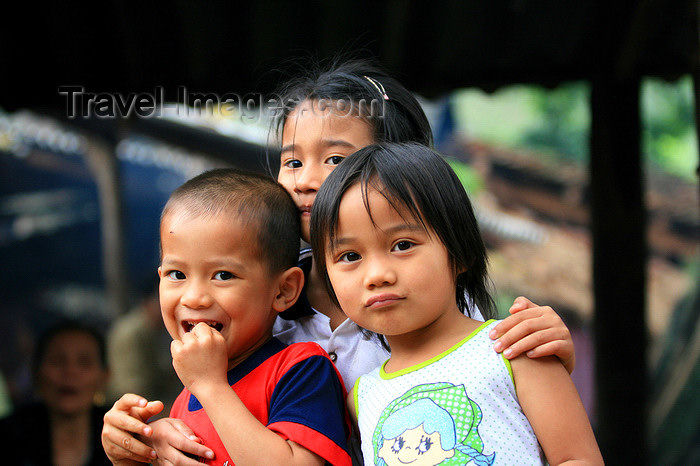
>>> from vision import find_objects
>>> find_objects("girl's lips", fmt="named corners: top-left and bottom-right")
top-left (365, 293), bottom-right (403, 309)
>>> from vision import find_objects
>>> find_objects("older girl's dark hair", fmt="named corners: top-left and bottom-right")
top-left (270, 57), bottom-right (433, 162)
top-left (161, 168), bottom-right (300, 274)
top-left (310, 142), bottom-right (496, 321)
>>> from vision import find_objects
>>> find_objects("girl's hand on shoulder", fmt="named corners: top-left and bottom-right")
top-left (150, 418), bottom-right (214, 465)
top-left (489, 296), bottom-right (576, 374)
top-left (171, 322), bottom-right (229, 393)
top-left (101, 393), bottom-right (163, 464)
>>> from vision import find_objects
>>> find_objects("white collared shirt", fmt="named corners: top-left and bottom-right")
top-left (274, 314), bottom-right (390, 393)
top-left (274, 305), bottom-right (485, 393)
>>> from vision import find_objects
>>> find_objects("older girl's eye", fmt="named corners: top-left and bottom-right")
top-left (339, 251), bottom-right (361, 263)
top-left (167, 270), bottom-right (186, 280)
top-left (326, 155), bottom-right (344, 166)
top-left (214, 271), bottom-right (234, 281)
top-left (283, 159), bottom-right (302, 169)
top-left (392, 240), bottom-right (414, 252)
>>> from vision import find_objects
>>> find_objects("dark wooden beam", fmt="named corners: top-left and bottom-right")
top-left (590, 75), bottom-right (647, 464)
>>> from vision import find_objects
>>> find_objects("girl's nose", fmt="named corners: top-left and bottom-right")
top-left (294, 163), bottom-right (323, 194)
top-left (363, 256), bottom-right (397, 289)
top-left (180, 281), bottom-right (213, 309)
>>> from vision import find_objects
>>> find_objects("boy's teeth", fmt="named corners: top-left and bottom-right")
top-left (185, 321), bottom-right (222, 331)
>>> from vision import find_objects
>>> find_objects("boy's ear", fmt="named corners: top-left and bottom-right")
top-left (272, 266), bottom-right (304, 313)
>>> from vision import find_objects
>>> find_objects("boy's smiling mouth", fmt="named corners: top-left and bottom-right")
top-left (182, 321), bottom-right (224, 333)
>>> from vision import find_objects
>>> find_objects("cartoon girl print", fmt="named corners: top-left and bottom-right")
top-left (372, 382), bottom-right (495, 466)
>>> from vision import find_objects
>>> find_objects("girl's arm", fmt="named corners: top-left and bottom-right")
top-left (172, 323), bottom-right (326, 466)
top-left (510, 354), bottom-right (603, 465)
top-left (490, 296), bottom-right (576, 373)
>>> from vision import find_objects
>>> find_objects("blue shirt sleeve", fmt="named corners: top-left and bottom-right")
top-left (268, 354), bottom-right (349, 452)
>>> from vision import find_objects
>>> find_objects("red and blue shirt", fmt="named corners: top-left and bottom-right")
top-left (170, 337), bottom-right (351, 465)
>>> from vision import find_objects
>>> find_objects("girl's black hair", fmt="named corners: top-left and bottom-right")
top-left (267, 57), bottom-right (433, 174)
top-left (310, 142), bottom-right (496, 325)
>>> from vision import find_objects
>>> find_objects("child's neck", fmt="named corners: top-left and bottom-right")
top-left (308, 259), bottom-right (347, 331)
top-left (384, 313), bottom-right (483, 373)
top-left (226, 332), bottom-right (274, 371)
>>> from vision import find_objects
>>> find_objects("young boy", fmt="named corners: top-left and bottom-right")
top-left (119, 168), bottom-right (350, 465)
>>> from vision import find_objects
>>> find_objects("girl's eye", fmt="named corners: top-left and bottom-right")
top-left (339, 251), bottom-right (361, 263)
top-left (283, 159), bottom-right (302, 169)
top-left (214, 271), bottom-right (234, 281)
top-left (326, 155), bottom-right (344, 166)
top-left (392, 437), bottom-right (405, 453)
top-left (392, 240), bottom-right (414, 252)
top-left (167, 270), bottom-right (185, 280)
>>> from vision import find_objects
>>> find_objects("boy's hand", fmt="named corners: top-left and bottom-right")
top-left (171, 322), bottom-right (229, 394)
top-left (150, 418), bottom-right (215, 465)
top-left (489, 296), bottom-right (576, 374)
top-left (101, 394), bottom-right (163, 464)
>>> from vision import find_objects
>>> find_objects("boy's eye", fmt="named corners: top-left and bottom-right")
top-left (214, 271), bottom-right (234, 281)
top-left (283, 159), bottom-right (302, 169)
top-left (326, 155), bottom-right (344, 166)
top-left (339, 251), bottom-right (361, 263)
top-left (392, 240), bottom-right (414, 252)
top-left (167, 270), bottom-right (185, 280)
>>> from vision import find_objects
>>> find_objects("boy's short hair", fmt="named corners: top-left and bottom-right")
top-left (161, 168), bottom-right (301, 274)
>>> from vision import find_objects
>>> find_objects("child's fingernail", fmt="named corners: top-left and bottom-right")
top-left (205, 450), bottom-right (215, 459)
top-left (489, 328), bottom-right (498, 339)
top-left (150, 450), bottom-right (157, 459)
top-left (493, 341), bottom-right (503, 352)
top-left (188, 435), bottom-right (199, 441)
top-left (503, 348), bottom-right (513, 358)
top-left (527, 350), bottom-right (535, 357)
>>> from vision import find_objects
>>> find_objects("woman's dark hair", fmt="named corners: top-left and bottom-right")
top-left (310, 142), bottom-right (496, 324)
top-left (33, 320), bottom-right (108, 374)
top-left (268, 57), bottom-right (433, 174)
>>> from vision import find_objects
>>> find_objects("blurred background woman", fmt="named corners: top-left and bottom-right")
top-left (0, 320), bottom-right (111, 465)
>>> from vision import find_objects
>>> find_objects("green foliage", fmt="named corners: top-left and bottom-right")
top-left (519, 82), bottom-right (589, 162)
top-left (451, 76), bottom-right (698, 180)
top-left (451, 82), bottom-right (589, 162)
top-left (642, 76), bottom-right (698, 180)
top-left (446, 158), bottom-right (484, 196)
